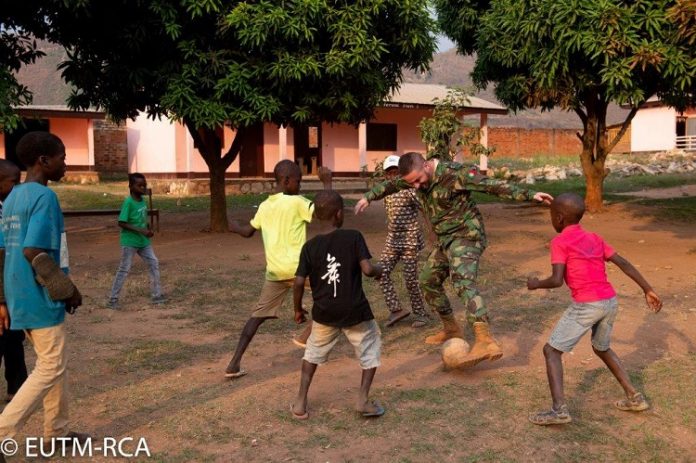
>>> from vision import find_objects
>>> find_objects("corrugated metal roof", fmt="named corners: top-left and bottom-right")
top-left (385, 83), bottom-right (507, 113)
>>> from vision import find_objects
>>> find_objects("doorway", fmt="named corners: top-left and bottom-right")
top-left (293, 124), bottom-right (321, 175)
top-left (239, 123), bottom-right (265, 177)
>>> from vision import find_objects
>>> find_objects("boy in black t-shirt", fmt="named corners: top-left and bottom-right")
top-left (291, 191), bottom-right (384, 420)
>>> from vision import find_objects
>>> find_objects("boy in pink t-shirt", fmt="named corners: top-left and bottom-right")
top-left (526, 193), bottom-right (662, 425)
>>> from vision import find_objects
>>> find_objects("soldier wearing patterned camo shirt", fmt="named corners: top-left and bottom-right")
top-left (355, 152), bottom-right (553, 368)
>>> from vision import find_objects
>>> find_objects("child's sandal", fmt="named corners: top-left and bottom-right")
top-left (615, 392), bottom-right (649, 412)
top-left (529, 404), bottom-right (572, 425)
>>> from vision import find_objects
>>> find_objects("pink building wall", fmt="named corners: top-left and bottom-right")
top-left (0, 118), bottom-right (92, 168)
top-left (50, 118), bottom-right (90, 167)
top-left (321, 123), bottom-right (359, 172)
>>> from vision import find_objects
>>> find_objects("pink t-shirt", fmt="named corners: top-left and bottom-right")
top-left (550, 224), bottom-right (617, 303)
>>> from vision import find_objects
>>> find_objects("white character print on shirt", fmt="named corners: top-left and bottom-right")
top-left (321, 253), bottom-right (341, 297)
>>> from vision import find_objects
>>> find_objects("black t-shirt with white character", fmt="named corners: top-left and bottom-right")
top-left (296, 229), bottom-right (374, 328)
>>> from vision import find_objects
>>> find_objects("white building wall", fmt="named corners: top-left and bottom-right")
top-left (631, 106), bottom-right (676, 152)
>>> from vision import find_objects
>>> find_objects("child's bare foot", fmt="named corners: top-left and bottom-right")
top-left (291, 403), bottom-right (309, 420)
top-left (386, 310), bottom-right (410, 327)
top-left (357, 400), bottom-right (385, 417)
top-left (224, 361), bottom-right (247, 379)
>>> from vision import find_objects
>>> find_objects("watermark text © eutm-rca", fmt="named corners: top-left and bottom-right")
top-left (0, 436), bottom-right (151, 458)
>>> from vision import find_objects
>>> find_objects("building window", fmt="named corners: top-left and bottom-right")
top-left (366, 123), bottom-right (397, 151)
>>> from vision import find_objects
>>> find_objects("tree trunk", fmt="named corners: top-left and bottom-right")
top-left (583, 157), bottom-right (606, 212)
top-left (183, 122), bottom-right (242, 233)
top-left (208, 159), bottom-right (229, 232)
top-left (577, 98), bottom-right (609, 213)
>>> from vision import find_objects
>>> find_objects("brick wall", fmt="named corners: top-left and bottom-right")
top-left (482, 127), bottom-right (630, 157)
top-left (487, 128), bottom-right (582, 157)
top-left (94, 119), bottom-right (128, 172)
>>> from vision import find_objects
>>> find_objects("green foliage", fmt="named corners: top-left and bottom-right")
top-left (418, 88), bottom-right (494, 161)
top-left (0, 4), bottom-right (48, 130)
top-left (40, 0), bottom-right (436, 130)
top-left (435, 0), bottom-right (696, 209)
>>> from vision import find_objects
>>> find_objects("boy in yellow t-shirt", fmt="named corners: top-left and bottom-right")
top-left (224, 160), bottom-right (330, 379)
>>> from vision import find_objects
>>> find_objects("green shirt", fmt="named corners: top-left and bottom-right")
top-left (119, 195), bottom-right (150, 248)
top-left (364, 160), bottom-right (536, 248)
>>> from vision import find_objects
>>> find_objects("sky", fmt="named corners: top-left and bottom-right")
top-left (437, 35), bottom-right (455, 52)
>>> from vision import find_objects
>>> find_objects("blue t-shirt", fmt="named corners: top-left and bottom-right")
top-left (0, 183), bottom-right (67, 329)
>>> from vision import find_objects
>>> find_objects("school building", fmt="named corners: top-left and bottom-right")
top-left (628, 98), bottom-right (696, 152)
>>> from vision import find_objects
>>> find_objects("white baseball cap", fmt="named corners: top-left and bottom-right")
top-left (383, 155), bottom-right (400, 170)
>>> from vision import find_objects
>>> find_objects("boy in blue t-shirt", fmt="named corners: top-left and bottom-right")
top-left (0, 160), bottom-right (27, 403)
top-left (0, 132), bottom-right (86, 442)
top-left (107, 173), bottom-right (165, 309)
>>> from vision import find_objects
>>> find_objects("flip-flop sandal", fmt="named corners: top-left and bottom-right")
top-left (615, 392), bottom-right (649, 411)
top-left (528, 406), bottom-right (571, 425)
top-left (224, 369), bottom-right (248, 379)
top-left (385, 311), bottom-right (411, 327)
top-left (361, 402), bottom-right (386, 418)
top-left (290, 404), bottom-right (309, 420)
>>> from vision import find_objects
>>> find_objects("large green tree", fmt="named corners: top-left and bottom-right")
top-left (435, 0), bottom-right (696, 211)
top-left (11, 0), bottom-right (435, 231)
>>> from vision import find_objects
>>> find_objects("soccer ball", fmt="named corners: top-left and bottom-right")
top-left (441, 338), bottom-right (471, 370)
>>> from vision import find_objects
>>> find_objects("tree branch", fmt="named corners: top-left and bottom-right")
top-left (221, 126), bottom-right (246, 169)
top-left (184, 118), bottom-right (205, 153)
top-left (573, 107), bottom-right (588, 126)
top-left (606, 106), bottom-right (639, 154)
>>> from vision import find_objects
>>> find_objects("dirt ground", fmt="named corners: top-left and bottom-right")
top-left (6, 197), bottom-right (696, 462)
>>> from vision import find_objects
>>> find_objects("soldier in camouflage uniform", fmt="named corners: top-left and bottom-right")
top-left (356, 152), bottom-right (552, 368)
top-left (377, 156), bottom-right (429, 328)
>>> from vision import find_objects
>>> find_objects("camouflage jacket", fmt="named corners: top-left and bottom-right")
top-left (364, 160), bottom-right (536, 248)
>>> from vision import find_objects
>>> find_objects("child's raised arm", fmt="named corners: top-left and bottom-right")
top-left (229, 220), bottom-right (256, 237)
top-left (607, 254), bottom-right (662, 312)
top-left (527, 264), bottom-right (565, 290)
top-left (359, 259), bottom-right (383, 279)
top-left (293, 276), bottom-right (308, 324)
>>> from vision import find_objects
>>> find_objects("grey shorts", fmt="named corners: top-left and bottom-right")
top-left (303, 320), bottom-right (381, 369)
top-left (548, 297), bottom-right (618, 353)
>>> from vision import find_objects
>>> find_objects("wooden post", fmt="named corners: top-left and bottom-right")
top-left (479, 113), bottom-right (488, 173)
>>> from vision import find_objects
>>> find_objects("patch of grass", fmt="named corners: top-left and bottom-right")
top-left (634, 196), bottom-right (696, 222)
top-left (53, 184), bottom-right (356, 212)
top-left (472, 172), bottom-right (696, 205)
top-left (144, 448), bottom-right (214, 463)
top-left (110, 339), bottom-right (219, 373)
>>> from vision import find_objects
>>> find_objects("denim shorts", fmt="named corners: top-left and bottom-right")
top-left (303, 319), bottom-right (381, 369)
top-left (548, 297), bottom-right (618, 352)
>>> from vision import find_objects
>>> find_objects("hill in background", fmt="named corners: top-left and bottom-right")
top-left (404, 48), bottom-right (630, 129)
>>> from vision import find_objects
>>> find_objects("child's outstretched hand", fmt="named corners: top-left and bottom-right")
top-left (527, 277), bottom-right (540, 290)
top-left (294, 308), bottom-right (308, 324)
top-left (645, 290), bottom-right (662, 313)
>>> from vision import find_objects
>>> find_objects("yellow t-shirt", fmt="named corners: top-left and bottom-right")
top-left (250, 193), bottom-right (314, 281)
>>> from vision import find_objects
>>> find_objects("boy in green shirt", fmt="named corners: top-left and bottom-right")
top-left (107, 173), bottom-right (165, 309)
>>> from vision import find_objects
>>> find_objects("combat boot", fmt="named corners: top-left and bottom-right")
top-left (425, 314), bottom-right (464, 345)
top-left (454, 321), bottom-right (503, 368)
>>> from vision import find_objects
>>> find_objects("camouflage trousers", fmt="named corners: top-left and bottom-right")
top-left (378, 250), bottom-right (427, 318)
top-left (419, 238), bottom-right (486, 324)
